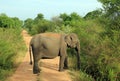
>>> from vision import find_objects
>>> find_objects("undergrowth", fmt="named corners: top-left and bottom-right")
top-left (0, 28), bottom-right (26, 81)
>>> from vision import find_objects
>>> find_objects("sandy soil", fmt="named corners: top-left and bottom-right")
top-left (7, 30), bottom-right (71, 81)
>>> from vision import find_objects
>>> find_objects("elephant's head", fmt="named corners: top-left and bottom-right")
top-left (65, 33), bottom-right (79, 48)
top-left (65, 33), bottom-right (80, 69)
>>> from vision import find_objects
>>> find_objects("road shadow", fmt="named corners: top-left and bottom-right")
top-left (39, 61), bottom-right (59, 71)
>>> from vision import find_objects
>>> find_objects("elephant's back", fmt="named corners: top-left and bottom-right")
top-left (40, 32), bottom-right (61, 39)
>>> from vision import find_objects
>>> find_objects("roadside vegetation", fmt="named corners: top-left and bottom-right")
top-left (0, 0), bottom-right (119, 81)
top-left (0, 14), bottom-right (26, 81)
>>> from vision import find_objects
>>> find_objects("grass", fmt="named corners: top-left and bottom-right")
top-left (0, 28), bottom-right (27, 81)
top-left (69, 70), bottom-right (94, 81)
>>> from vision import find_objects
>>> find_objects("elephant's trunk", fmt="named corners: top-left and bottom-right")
top-left (76, 41), bottom-right (80, 69)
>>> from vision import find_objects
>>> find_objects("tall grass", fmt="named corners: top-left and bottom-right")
top-left (0, 28), bottom-right (26, 81)
top-left (69, 70), bottom-right (94, 81)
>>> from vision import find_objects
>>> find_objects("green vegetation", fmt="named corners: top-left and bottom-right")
top-left (0, 0), bottom-right (119, 81)
top-left (24, 13), bottom-right (55, 35)
top-left (0, 14), bottom-right (26, 81)
top-left (0, 13), bottom-right (23, 28)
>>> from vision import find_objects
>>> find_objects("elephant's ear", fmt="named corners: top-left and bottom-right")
top-left (70, 33), bottom-right (79, 42)
top-left (64, 34), bottom-right (72, 46)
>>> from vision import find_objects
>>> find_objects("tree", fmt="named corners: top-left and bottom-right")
top-left (70, 12), bottom-right (82, 20)
top-left (12, 17), bottom-right (23, 28)
top-left (0, 13), bottom-right (23, 28)
top-left (98, 0), bottom-right (120, 30)
top-left (34, 13), bottom-right (44, 23)
top-left (59, 13), bottom-right (82, 26)
top-left (24, 18), bottom-right (33, 31)
top-left (0, 13), bottom-right (14, 28)
top-left (98, 0), bottom-right (120, 18)
top-left (59, 13), bottom-right (70, 21)
top-left (51, 16), bottom-right (63, 26)
top-left (59, 13), bottom-right (71, 25)
top-left (84, 9), bottom-right (102, 19)
top-left (36, 20), bottom-right (54, 33)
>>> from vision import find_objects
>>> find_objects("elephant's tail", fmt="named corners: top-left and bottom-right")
top-left (29, 43), bottom-right (33, 65)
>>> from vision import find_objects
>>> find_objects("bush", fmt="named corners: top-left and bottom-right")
top-left (70, 70), bottom-right (94, 81)
top-left (70, 19), bottom-right (120, 81)
top-left (0, 28), bottom-right (26, 81)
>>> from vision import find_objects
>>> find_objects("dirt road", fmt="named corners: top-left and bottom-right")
top-left (8, 30), bottom-right (71, 81)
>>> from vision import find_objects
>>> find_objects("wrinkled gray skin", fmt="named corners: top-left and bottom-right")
top-left (29, 33), bottom-right (80, 74)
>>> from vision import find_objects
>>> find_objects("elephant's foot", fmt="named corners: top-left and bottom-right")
top-left (59, 67), bottom-right (68, 72)
top-left (63, 66), bottom-right (68, 69)
top-left (33, 68), bottom-right (41, 74)
top-left (58, 68), bottom-right (65, 72)
top-left (33, 70), bottom-right (40, 74)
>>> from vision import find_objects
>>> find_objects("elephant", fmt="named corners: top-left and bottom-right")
top-left (29, 32), bottom-right (80, 74)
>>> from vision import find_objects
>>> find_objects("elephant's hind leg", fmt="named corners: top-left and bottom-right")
top-left (33, 59), bottom-right (40, 74)
top-left (33, 54), bottom-right (41, 74)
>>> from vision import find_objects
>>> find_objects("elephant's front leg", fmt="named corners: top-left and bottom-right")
top-left (59, 56), bottom-right (65, 71)
top-left (64, 57), bottom-right (68, 69)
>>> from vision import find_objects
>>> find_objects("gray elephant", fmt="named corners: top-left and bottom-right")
top-left (29, 33), bottom-right (80, 74)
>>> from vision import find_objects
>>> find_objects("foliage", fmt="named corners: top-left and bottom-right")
top-left (70, 70), bottom-right (94, 81)
top-left (59, 12), bottom-right (83, 26)
top-left (84, 9), bottom-right (103, 19)
top-left (51, 16), bottom-right (63, 27)
top-left (24, 13), bottom-right (56, 35)
top-left (34, 13), bottom-right (44, 22)
top-left (0, 13), bottom-right (23, 28)
top-left (98, 0), bottom-right (120, 17)
top-left (98, 0), bottom-right (120, 31)
top-left (0, 28), bottom-right (26, 81)
top-left (24, 18), bottom-right (33, 31)
top-left (95, 1), bottom-right (120, 80)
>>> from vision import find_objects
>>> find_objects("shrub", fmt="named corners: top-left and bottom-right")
top-left (70, 19), bottom-right (120, 81)
top-left (0, 28), bottom-right (26, 81)
top-left (70, 70), bottom-right (94, 81)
